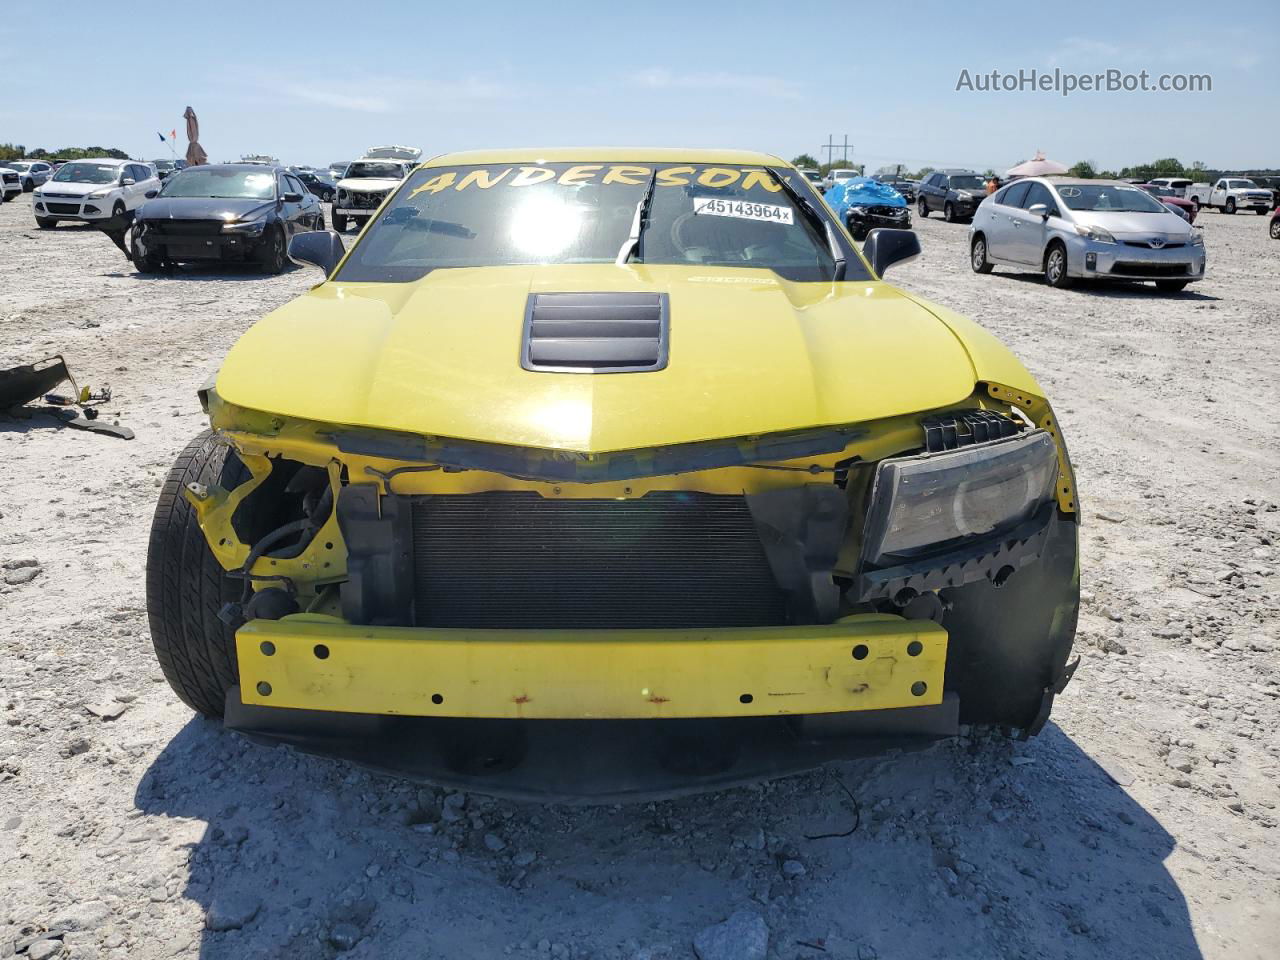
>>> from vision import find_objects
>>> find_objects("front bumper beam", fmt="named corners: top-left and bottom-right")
top-left (237, 613), bottom-right (947, 720)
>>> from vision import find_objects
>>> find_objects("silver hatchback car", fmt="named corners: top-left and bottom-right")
top-left (969, 177), bottom-right (1206, 292)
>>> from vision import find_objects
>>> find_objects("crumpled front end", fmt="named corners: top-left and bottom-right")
top-left (186, 378), bottom-right (1079, 795)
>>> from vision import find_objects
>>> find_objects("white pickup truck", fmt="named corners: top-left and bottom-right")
top-left (1185, 177), bottom-right (1274, 215)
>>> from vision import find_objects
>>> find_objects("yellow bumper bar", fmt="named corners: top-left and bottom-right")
top-left (238, 613), bottom-right (947, 720)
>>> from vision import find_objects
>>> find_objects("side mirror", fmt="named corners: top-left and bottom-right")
top-left (862, 228), bottom-right (921, 276)
top-left (144, 189), bottom-right (159, 199)
top-left (283, 191), bottom-right (304, 202)
top-left (1028, 203), bottom-right (1049, 218)
top-left (121, 177), bottom-right (136, 186)
top-left (288, 230), bottom-right (346, 275)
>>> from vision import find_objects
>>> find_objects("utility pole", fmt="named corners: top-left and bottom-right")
top-left (822, 134), bottom-right (852, 168)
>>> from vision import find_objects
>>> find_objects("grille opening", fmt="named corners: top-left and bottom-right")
top-left (410, 492), bottom-right (787, 629)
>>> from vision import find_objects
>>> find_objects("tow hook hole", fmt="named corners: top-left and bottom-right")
top-left (992, 565), bottom-right (1016, 588)
top-left (911, 681), bottom-right (927, 697)
top-left (325, 542), bottom-right (334, 550)
top-left (256, 681), bottom-right (272, 697)
top-left (739, 693), bottom-right (753, 704)
top-left (431, 693), bottom-right (444, 705)
top-left (852, 644), bottom-right (869, 661)
top-left (907, 640), bottom-right (923, 657)
top-left (260, 641), bottom-right (276, 656)
top-left (313, 644), bottom-right (330, 660)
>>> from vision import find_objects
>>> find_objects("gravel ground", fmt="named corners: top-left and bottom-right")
top-left (1, 196), bottom-right (1277, 960)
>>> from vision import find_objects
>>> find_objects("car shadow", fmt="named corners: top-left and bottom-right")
top-left (116, 262), bottom-right (300, 282)
top-left (131, 717), bottom-right (1205, 959)
top-left (992, 271), bottom-right (1221, 301)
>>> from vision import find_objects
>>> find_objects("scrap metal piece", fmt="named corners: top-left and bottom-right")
top-left (0, 356), bottom-right (73, 409)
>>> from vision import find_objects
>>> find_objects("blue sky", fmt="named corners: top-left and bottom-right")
top-left (3, 0), bottom-right (1276, 172)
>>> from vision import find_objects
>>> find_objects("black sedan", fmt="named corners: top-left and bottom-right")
top-left (131, 164), bottom-right (325, 274)
top-left (295, 170), bottom-right (336, 202)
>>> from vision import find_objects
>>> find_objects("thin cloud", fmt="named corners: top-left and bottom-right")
top-left (631, 68), bottom-right (802, 99)
top-left (283, 84), bottom-right (394, 114)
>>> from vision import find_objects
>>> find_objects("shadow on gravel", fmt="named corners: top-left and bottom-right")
top-left (117, 263), bottom-right (300, 282)
top-left (135, 717), bottom-right (1204, 960)
top-left (991, 272), bottom-right (1221, 301)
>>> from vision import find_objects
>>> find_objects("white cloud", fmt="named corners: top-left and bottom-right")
top-left (630, 68), bottom-right (802, 99)
top-left (282, 84), bottom-right (394, 114)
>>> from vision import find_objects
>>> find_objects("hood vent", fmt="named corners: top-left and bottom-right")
top-left (522, 292), bottom-right (668, 374)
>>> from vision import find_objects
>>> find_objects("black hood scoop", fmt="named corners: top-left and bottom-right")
top-left (522, 292), bottom-right (669, 374)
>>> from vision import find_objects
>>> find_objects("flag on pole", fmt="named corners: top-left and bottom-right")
top-left (157, 131), bottom-right (166, 142)
top-left (171, 129), bottom-right (177, 140)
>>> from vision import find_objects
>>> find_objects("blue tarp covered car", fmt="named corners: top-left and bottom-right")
top-left (824, 176), bottom-right (911, 240)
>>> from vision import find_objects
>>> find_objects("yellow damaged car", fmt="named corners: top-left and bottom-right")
top-left (147, 149), bottom-right (1079, 799)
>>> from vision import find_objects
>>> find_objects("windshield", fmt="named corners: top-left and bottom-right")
top-left (1228, 179), bottom-right (1258, 189)
top-left (160, 168), bottom-right (276, 200)
top-left (345, 162), bottom-right (406, 180)
top-left (947, 175), bottom-right (985, 190)
top-left (335, 162), bottom-right (858, 284)
top-left (1056, 184), bottom-right (1168, 213)
top-left (1144, 186), bottom-right (1176, 197)
top-left (154, 161), bottom-right (174, 170)
top-left (52, 162), bottom-right (120, 184)
top-left (10, 162), bottom-right (32, 172)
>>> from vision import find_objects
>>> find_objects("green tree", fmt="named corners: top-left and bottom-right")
top-left (791, 153), bottom-right (819, 169)
top-left (0, 143), bottom-right (27, 162)
top-left (1068, 160), bottom-right (1097, 179)
top-left (912, 166), bottom-right (935, 180)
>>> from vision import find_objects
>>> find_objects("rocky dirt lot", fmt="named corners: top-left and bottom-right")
top-left (1, 197), bottom-right (1277, 960)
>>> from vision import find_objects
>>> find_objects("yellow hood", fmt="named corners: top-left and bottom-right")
top-left (215, 265), bottom-right (983, 453)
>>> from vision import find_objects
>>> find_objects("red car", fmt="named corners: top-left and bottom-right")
top-left (1139, 184), bottom-right (1198, 223)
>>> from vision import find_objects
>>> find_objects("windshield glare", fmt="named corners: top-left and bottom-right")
top-left (335, 162), bottom-right (857, 283)
top-left (345, 162), bottom-right (406, 180)
top-left (52, 162), bottom-right (120, 184)
top-left (948, 175), bottom-right (985, 190)
top-left (1228, 179), bottom-right (1258, 189)
top-left (160, 168), bottom-right (276, 200)
top-left (1056, 184), bottom-right (1169, 213)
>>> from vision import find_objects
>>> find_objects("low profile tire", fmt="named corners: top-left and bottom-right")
top-left (943, 202), bottom-right (956, 223)
top-left (317, 213), bottom-right (326, 231)
top-left (917, 197), bottom-right (928, 219)
top-left (258, 225), bottom-right (287, 275)
top-left (146, 431), bottom-right (248, 717)
top-left (35, 217), bottom-right (56, 228)
top-left (1225, 198), bottom-right (1236, 214)
top-left (1044, 241), bottom-right (1073, 288)
top-left (1270, 218), bottom-right (1280, 240)
top-left (970, 234), bottom-right (994, 273)
top-left (332, 213), bottom-right (348, 233)
top-left (1156, 280), bottom-right (1189, 292)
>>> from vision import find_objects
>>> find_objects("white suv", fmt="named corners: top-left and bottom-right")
top-left (7, 159), bottom-right (54, 190)
top-left (32, 159), bottom-right (159, 228)
top-left (1, 165), bottom-right (21, 201)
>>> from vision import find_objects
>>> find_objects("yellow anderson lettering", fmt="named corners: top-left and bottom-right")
top-left (602, 165), bottom-right (652, 185)
top-left (408, 171), bottom-right (457, 198)
top-left (559, 165), bottom-right (603, 186)
top-left (456, 168), bottom-right (513, 190)
top-left (510, 166), bottom-right (557, 187)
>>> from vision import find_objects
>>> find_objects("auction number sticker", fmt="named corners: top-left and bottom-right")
top-left (692, 196), bottom-right (794, 225)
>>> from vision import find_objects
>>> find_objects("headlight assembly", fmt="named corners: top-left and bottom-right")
top-left (88, 189), bottom-right (112, 199)
top-left (1188, 231), bottom-right (1204, 246)
top-left (1074, 224), bottom-right (1116, 244)
top-left (860, 430), bottom-right (1059, 569)
top-left (222, 217), bottom-right (267, 235)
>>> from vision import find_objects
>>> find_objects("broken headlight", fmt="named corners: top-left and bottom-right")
top-left (861, 430), bottom-right (1058, 567)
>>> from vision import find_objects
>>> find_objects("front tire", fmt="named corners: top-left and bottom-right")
top-left (943, 202), bottom-right (956, 223)
top-left (1255, 208), bottom-right (1269, 215)
top-left (332, 213), bottom-right (348, 233)
top-left (1225, 198), bottom-right (1236, 214)
top-left (970, 234), bottom-right (994, 273)
top-left (1270, 218), bottom-right (1280, 240)
top-left (22, 178), bottom-right (33, 192)
top-left (146, 431), bottom-right (247, 717)
top-left (1044, 241), bottom-right (1073, 288)
top-left (917, 197), bottom-right (928, 219)
top-left (258, 225), bottom-right (287, 274)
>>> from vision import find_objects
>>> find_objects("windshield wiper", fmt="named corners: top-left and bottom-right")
top-left (766, 167), bottom-right (846, 281)
top-left (615, 170), bottom-right (659, 266)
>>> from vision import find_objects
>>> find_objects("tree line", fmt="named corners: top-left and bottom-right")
top-left (790, 154), bottom-right (1277, 183)
top-left (0, 143), bottom-right (131, 163)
